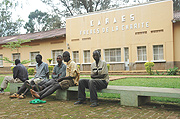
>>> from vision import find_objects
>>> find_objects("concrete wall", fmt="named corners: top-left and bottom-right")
top-left (66, 0), bottom-right (174, 71)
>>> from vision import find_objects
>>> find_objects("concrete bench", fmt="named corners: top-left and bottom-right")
top-left (10, 83), bottom-right (24, 94)
top-left (56, 85), bottom-right (180, 107)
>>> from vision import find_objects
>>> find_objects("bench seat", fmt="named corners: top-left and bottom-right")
top-left (56, 85), bottom-right (180, 107)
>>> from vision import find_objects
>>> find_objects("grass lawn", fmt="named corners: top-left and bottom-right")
top-left (1, 76), bottom-right (180, 103)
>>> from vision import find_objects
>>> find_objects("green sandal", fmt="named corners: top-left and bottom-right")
top-left (29, 99), bottom-right (46, 104)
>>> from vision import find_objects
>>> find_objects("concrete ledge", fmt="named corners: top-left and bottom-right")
top-left (56, 85), bottom-right (180, 107)
top-left (10, 83), bottom-right (24, 94)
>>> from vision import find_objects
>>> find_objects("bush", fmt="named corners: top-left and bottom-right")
top-left (107, 64), bottom-right (110, 71)
top-left (156, 70), bottom-right (160, 75)
top-left (144, 62), bottom-right (154, 75)
top-left (47, 58), bottom-right (53, 64)
top-left (11, 66), bottom-right (14, 72)
top-left (77, 65), bottom-right (80, 70)
top-left (28, 68), bottom-right (35, 75)
top-left (166, 67), bottom-right (179, 75)
top-left (48, 66), bottom-right (54, 74)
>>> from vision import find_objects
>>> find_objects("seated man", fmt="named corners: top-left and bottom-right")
top-left (27, 55), bottom-right (66, 91)
top-left (74, 50), bottom-right (109, 107)
top-left (9, 54), bottom-right (49, 99)
top-left (0, 59), bottom-right (28, 94)
top-left (30, 51), bottom-right (79, 100)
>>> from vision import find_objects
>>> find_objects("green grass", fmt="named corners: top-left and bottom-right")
top-left (86, 77), bottom-right (180, 103)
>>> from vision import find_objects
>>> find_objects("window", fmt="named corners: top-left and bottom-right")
top-left (0, 55), bottom-right (3, 66)
top-left (153, 45), bottom-right (164, 60)
top-left (12, 53), bottom-right (20, 65)
top-left (137, 46), bottom-right (147, 61)
top-left (52, 50), bottom-right (63, 64)
top-left (83, 50), bottom-right (90, 63)
top-left (72, 51), bottom-right (79, 63)
top-left (104, 48), bottom-right (121, 62)
top-left (30, 52), bottom-right (40, 65)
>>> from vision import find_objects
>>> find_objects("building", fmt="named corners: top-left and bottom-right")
top-left (0, 0), bottom-right (179, 73)
top-left (0, 28), bottom-right (66, 73)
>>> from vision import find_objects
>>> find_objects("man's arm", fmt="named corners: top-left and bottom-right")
top-left (91, 74), bottom-right (106, 79)
top-left (13, 66), bottom-right (18, 79)
top-left (46, 72), bottom-right (49, 79)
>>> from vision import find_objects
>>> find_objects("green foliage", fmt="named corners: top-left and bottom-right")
top-left (0, 0), bottom-right (23, 37)
top-left (77, 64), bottom-right (80, 70)
top-left (156, 70), bottom-right (160, 75)
top-left (107, 64), bottom-right (110, 71)
top-left (166, 67), bottom-right (179, 75)
top-left (0, 57), bottom-right (31, 64)
top-left (0, 57), bottom-right (14, 64)
top-left (28, 68), bottom-right (35, 75)
top-left (11, 66), bottom-right (14, 72)
top-left (24, 9), bottom-right (62, 33)
top-left (2, 39), bottom-right (32, 52)
top-left (144, 62), bottom-right (154, 75)
top-left (47, 58), bottom-right (52, 64)
top-left (48, 66), bottom-right (54, 74)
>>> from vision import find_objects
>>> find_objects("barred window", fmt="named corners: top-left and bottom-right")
top-left (83, 50), bottom-right (90, 63)
top-left (52, 50), bottom-right (63, 64)
top-left (72, 51), bottom-right (79, 63)
top-left (137, 46), bottom-right (147, 61)
top-left (30, 52), bottom-right (39, 65)
top-left (153, 45), bottom-right (164, 60)
top-left (12, 53), bottom-right (20, 65)
top-left (105, 48), bottom-right (121, 62)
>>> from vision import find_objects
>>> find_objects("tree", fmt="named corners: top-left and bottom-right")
top-left (0, 0), bottom-right (23, 37)
top-left (0, 39), bottom-right (32, 64)
top-left (24, 9), bottom-right (62, 33)
top-left (41, 0), bottom-right (112, 17)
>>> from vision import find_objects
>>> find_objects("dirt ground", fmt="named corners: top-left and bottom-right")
top-left (0, 94), bottom-right (180, 119)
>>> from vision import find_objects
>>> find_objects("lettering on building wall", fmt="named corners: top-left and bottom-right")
top-left (80, 14), bottom-right (149, 35)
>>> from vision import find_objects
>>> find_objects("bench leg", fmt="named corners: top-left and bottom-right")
top-left (10, 83), bottom-right (23, 94)
top-left (56, 89), bottom-right (78, 100)
top-left (120, 91), bottom-right (151, 107)
top-left (120, 91), bottom-right (139, 107)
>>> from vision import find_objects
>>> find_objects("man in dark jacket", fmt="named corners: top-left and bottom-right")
top-left (0, 59), bottom-right (28, 94)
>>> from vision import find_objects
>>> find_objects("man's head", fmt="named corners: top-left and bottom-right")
top-left (57, 55), bottom-right (63, 64)
top-left (63, 51), bottom-right (70, 62)
top-left (15, 59), bottom-right (20, 65)
top-left (36, 54), bottom-right (42, 64)
top-left (93, 50), bottom-right (101, 62)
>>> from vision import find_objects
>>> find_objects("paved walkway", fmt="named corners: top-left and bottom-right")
top-left (0, 94), bottom-right (180, 118)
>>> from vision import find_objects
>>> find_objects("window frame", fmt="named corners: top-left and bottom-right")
top-left (51, 49), bottom-right (63, 65)
top-left (104, 48), bottom-right (121, 63)
top-left (72, 51), bottom-right (79, 63)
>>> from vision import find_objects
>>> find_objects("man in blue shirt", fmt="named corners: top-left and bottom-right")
top-left (9, 54), bottom-right (49, 99)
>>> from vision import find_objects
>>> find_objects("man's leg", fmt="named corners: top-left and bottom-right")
top-left (31, 82), bottom-right (61, 99)
top-left (78, 79), bottom-right (89, 101)
top-left (1, 76), bottom-right (14, 91)
top-left (89, 80), bottom-right (107, 103)
top-left (39, 83), bottom-right (61, 99)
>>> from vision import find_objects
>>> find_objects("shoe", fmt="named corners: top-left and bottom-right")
top-left (18, 94), bottom-right (26, 99)
top-left (74, 100), bottom-right (86, 105)
top-left (90, 102), bottom-right (99, 107)
top-left (9, 93), bottom-right (19, 98)
top-left (0, 90), bottom-right (4, 94)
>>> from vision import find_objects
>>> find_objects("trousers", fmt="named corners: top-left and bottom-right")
top-left (1, 76), bottom-right (21, 89)
top-left (78, 79), bottom-right (108, 103)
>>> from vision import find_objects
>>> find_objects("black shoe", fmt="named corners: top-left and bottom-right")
top-left (74, 100), bottom-right (86, 105)
top-left (90, 102), bottom-right (99, 107)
